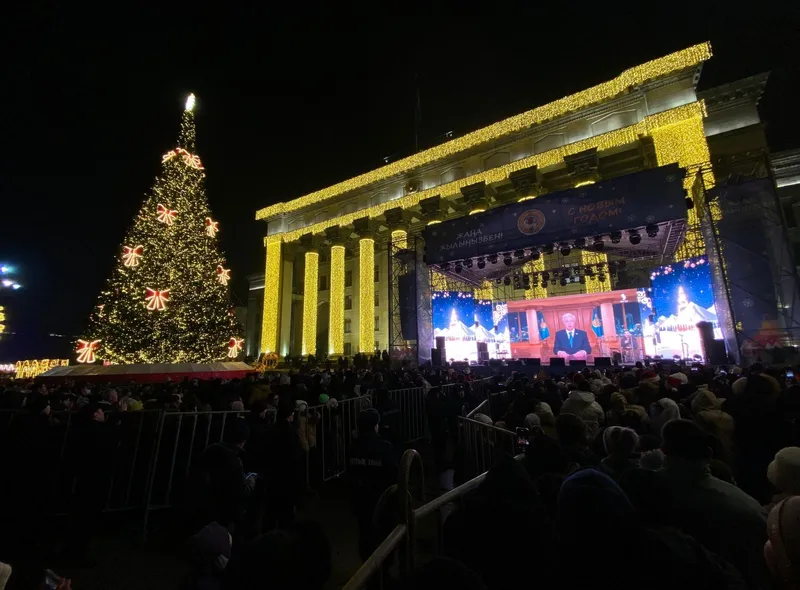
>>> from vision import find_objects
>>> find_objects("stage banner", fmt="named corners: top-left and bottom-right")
top-left (425, 164), bottom-right (686, 264)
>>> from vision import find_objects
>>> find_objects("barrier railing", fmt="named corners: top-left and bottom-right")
top-left (387, 387), bottom-right (428, 444)
top-left (343, 448), bottom-right (524, 589)
top-left (457, 415), bottom-right (517, 479)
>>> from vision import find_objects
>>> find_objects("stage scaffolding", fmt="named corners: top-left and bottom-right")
top-left (388, 234), bottom-right (423, 367)
top-left (701, 155), bottom-right (800, 365)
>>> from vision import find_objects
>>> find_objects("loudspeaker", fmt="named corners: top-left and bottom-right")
top-left (435, 336), bottom-right (446, 349)
top-left (612, 352), bottom-right (622, 364)
top-left (398, 273), bottom-right (417, 339)
top-left (508, 360), bottom-right (522, 368)
top-left (431, 348), bottom-right (442, 367)
top-left (570, 360), bottom-right (587, 368)
top-left (477, 342), bottom-right (489, 362)
top-left (522, 357), bottom-right (541, 367)
top-left (710, 341), bottom-right (727, 365)
top-left (696, 321), bottom-right (724, 364)
top-left (594, 356), bottom-right (611, 367)
top-left (435, 336), bottom-right (446, 365)
top-left (550, 357), bottom-right (565, 367)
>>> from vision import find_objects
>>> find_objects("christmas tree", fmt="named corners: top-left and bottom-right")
top-left (79, 94), bottom-right (242, 364)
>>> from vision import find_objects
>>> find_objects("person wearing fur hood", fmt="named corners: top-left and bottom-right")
top-left (560, 389), bottom-right (604, 438)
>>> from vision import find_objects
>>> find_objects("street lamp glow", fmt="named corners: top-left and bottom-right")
top-left (185, 93), bottom-right (196, 112)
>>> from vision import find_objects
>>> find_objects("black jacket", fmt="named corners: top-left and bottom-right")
top-left (194, 441), bottom-right (249, 526)
top-left (262, 420), bottom-right (303, 500)
top-left (346, 432), bottom-right (397, 522)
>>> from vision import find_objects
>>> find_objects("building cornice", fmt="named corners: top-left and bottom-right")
top-left (256, 42), bottom-right (712, 222)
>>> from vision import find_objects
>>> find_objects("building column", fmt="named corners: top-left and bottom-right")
top-left (358, 236), bottom-right (375, 353)
top-left (328, 244), bottom-right (346, 356)
top-left (581, 250), bottom-right (612, 293)
top-left (260, 236), bottom-right (283, 354)
top-left (301, 249), bottom-right (319, 356)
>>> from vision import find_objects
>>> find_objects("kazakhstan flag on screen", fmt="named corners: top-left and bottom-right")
top-left (537, 311), bottom-right (550, 340)
top-left (591, 306), bottom-right (604, 337)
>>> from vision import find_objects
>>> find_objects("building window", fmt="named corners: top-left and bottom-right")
top-left (319, 275), bottom-right (328, 291)
top-left (508, 311), bottom-right (529, 343)
top-left (344, 318), bottom-right (352, 334)
top-left (344, 295), bottom-right (352, 310)
top-left (374, 264), bottom-right (380, 282)
top-left (375, 316), bottom-right (380, 331)
top-left (345, 270), bottom-right (353, 287)
top-left (374, 291), bottom-right (380, 307)
top-left (344, 342), bottom-right (352, 356)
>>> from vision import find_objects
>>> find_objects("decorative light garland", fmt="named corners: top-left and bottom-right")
top-left (359, 238), bottom-right (375, 353)
top-left (162, 147), bottom-right (204, 170)
top-left (122, 245), bottom-right (144, 267)
top-left (145, 288), bottom-right (170, 311)
top-left (328, 245), bottom-right (345, 356)
top-left (76, 340), bottom-right (101, 364)
top-left (302, 251), bottom-right (319, 356)
top-left (260, 236), bottom-right (282, 353)
top-left (15, 358), bottom-right (69, 378)
top-left (256, 42), bottom-right (711, 221)
top-left (156, 204), bottom-right (178, 225)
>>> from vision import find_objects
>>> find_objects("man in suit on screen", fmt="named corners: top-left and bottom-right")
top-left (553, 312), bottom-right (592, 360)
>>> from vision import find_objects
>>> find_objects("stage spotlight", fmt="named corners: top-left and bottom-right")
top-left (464, 259), bottom-right (473, 268)
top-left (540, 282), bottom-right (547, 289)
top-left (541, 272), bottom-right (550, 282)
top-left (455, 263), bottom-right (463, 273)
top-left (514, 249), bottom-right (525, 259)
top-left (559, 243), bottom-right (571, 256)
top-left (442, 263), bottom-right (451, 272)
top-left (574, 237), bottom-right (586, 249)
top-left (523, 278), bottom-right (531, 289)
top-left (489, 254), bottom-right (498, 264)
top-left (495, 278), bottom-right (502, 285)
top-left (579, 276), bottom-right (586, 284)
top-left (610, 231), bottom-right (622, 244)
top-left (503, 276), bottom-right (511, 286)
top-left (560, 277), bottom-right (568, 287)
top-left (628, 230), bottom-right (641, 245)
top-left (542, 243), bottom-right (554, 255)
top-left (503, 254), bottom-right (513, 265)
top-left (598, 273), bottom-right (606, 282)
top-left (593, 236), bottom-right (604, 251)
top-left (529, 250), bottom-right (540, 261)
top-left (477, 257), bottom-right (486, 269)
top-left (585, 266), bottom-right (594, 276)
top-left (646, 224), bottom-right (659, 238)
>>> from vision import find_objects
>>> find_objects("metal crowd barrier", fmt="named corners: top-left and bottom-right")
top-left (343, 449), bottom-right (524, 589)
top-left (457, 414), bottom-right (517, 479)
top-left (387, 387), bottom-right (428, 444)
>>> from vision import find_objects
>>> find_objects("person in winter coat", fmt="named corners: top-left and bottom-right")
top-left (659, 419), bottom-right (770, 589)
top-left (560, 389), bottom-right (604, 438)
top-left (766, 447), bottom-right (800, 512)
top-left (649, 397), bottom-right (681, 438)
top-left (765, 496), bottom-right (800, 589)
top-left (600, 426), bottom-right (640, 479)
top-left (555, 413), bottom-right (599, 467)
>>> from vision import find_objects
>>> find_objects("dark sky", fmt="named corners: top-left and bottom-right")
top-left (1, 1), bottom-right (798, 360)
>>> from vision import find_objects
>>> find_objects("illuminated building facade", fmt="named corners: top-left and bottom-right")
top-left (247, 43), bottom-right (772, 360)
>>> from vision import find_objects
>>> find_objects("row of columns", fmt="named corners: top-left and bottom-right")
top-left (260, 230), bottom-right (405, 357)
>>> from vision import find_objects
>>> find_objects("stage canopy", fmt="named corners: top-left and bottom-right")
top-left (37, 362), bottom-right (255, 383)
top-left (424, 163), bottom-right (688, 273)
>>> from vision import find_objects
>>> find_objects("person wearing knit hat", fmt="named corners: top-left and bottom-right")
top-left (667, 372), bottom-right (689, 390)
top-left (639, 370), bottom-right (660, 385)
top-left (600, 426), bottom-right (640, 479)
top-left (767, 447), bottom-right (800, 511)
top-left (649, 398), bottom-right (681, 438)
top-left (732, 376), bottom-right (748, 397)
top-left (524, 413), bottom-right (541, 429)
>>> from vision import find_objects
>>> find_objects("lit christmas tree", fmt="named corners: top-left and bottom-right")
top-left (80, 94), bottom-right (241, 364)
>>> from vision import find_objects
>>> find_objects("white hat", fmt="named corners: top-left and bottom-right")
top-left (768, 447), bottom-right (800, 495)
top-left (472, 413), bottom-right (493, 425)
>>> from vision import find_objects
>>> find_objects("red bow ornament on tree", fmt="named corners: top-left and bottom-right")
top-left (162, 147), bottom-right (204, 170)
top-left (216, 265), bottom-right (231, 286)
top-left (156, 204), bottom-right (178, 225)
top-left (228, 337), bottom-right (244, 358)
top-left (76, 339), bottom-right (101, 364)
top-left (145, 288), bottom-right (170, 311)
top-left (205, 217), bottom-right (219, 237)
top-left (122, 245), bottom-right (144, 267)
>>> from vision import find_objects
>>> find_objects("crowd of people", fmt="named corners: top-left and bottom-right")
top-left (4, 360), bottom-right (800, 589)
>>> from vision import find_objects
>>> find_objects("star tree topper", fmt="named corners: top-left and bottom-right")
top-left (145, 288), bottom-right (170, 311)
top-left (216, 265), bottom-right (231, 286)
top-left (76, 339), bottom-right (101, 364)
top-left (205, 217), bottom-right (219, 237)
top-left (156, 204), bottom-right (178, 225)
top-left (122, 245), bottom-right (144, 267)
top-left (228, 337), bottom-right (244, 358)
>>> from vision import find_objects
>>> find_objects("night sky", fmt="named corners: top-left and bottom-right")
top-left (1, 1), bottom-right (798, 360)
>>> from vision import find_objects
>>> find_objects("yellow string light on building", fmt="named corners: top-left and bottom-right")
top-left (301, 251), bottom-right (319, 356)
top-left (260, 236), bottom-right (282, 353)
top-left (328, 245), bottom-right (345, 356)
top-left (256, 43), bottom-right (711, 221)
top-left (390, 229), bottom-right (408, 250)
top-left (581, 251), bottom-right (612, 293)
top-left (359, 238), bottom-right (375, 352)
top-left (268, 101), bottom-right (707, 244)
